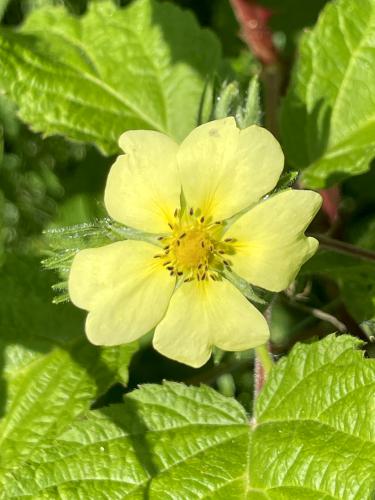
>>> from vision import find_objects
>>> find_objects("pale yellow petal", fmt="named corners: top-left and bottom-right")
top-left (177, 118), bottom-right (284, 221)
top-left (226, 190), bottom-right (322, 292)
top-left (153, 279), bottom-right (269, 368)
top-left (104, 130), bottom-right (180, 233)
top-left (68, 240), bottom-right (175, 345)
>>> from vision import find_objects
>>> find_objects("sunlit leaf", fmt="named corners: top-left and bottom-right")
top-left (281, 0), bottom-right (375, 187)
top-left (2, 335), bottom-right (373, 498)
top-left (0, 0), bottom-right (221, 154)
top-left (0, 256), bottom-right (137, 486)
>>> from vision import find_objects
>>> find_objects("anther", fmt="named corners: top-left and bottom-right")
top-left (153, 254), bottom-right (162, 258)
top-left (201, 241), bottom-right (205, 248)
top-left (163, 261), bottom-right (171, 266)
top-left (179, 233), bottom-right (186, 239)
top-left (224, 238), bottom-right (235, 242)
top-left (177, 271), bottom-right (183, 276)
top-left (157, 236), bottom-right (164, 240)
top-left (177, 240), bottom-right (180, 246)
top-left (200, 216), bottom-right (205, 223)
top-left (201, 272), bottom-right (206, 280)
top-left (167, 266), bottom-right (174, 271)
top-left (189, 207), bottom-right (194, 216)
top-left (174, 208), bottom-right (178, 217)
top-left (218, 250), bottom-right (225, 255)
top-left (168, 223), bottom-right (174, 230)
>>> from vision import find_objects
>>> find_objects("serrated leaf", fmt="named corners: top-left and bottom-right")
top-left (0, 255), bottom-right (137, 486)
top-left (252, 335), bottom-right (375, 499)
top-left (3, 335), bottom-right (374, 498)
top-left (0, 0), bottom-right (221, 154)
top-left (281, 0), bottom-right (375, 188)
top-left (3, 382), bottom-right (249, 498)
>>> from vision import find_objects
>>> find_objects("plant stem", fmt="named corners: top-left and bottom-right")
top-left (262, 64), bottom-right (283, 137)
top-left (253, 343), bottom-right (273, 419)
top-left (287, 299), bottom-right (347, 332)
top-left (312, 233), bottom-right (375, 263)
top-left (253, 301), bottom-right (275, 404)
top-left (255, 344), bottom-right (273, 377)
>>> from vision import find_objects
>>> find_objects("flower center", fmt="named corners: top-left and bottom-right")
top-left (174, 229), bottom-right (210, 268)
top-left (154, 207), bottom-right (236, 281)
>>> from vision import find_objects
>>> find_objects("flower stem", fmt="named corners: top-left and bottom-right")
top-left (253, 343), bottom-right (273, 420)
top-left (312, 233), bottom-right (375, 263)
top-left (255, 344), bottom-right (273, 378)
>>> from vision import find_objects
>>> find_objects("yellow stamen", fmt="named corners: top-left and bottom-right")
top-left (154, 208), bottom-right (236, 281)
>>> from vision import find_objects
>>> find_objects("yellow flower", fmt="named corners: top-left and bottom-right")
top-left (68, 118), bottom-right (321, 367)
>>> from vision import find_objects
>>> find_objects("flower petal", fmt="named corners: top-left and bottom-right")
top-left (153, 278), bottom-right (269, 367)
top-left (226, 190), bottom-right (322, 292)
top-left (68, 240), bottom-right (175, 345)
top-left (177, 118), bottom-right (284, 221)
top-left (104, 130), bottom-right (181, 233)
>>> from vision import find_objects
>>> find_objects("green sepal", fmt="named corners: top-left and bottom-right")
top-left (42, 218), bottom-right (161, 302)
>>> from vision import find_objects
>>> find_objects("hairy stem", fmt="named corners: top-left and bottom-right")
top-left (255, 344), bottom-right (273, 377)
top-left (253, 343), bottom-right (273, 422)
top-left (312, 233), bottom-right (375, 263)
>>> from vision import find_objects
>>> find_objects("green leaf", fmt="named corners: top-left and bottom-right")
top-left (281, 0), bottom-right (375, 188)
top-left (252, 334), bottom-right (375, 499)
top-left (3, 335), bottom-right (374, 498)
top-left (3, 382), bottom-right (249, 498)
top-left (0, 255), bottom-right (137, 485)
top-left (0, 0), bottom-right (221, 154)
